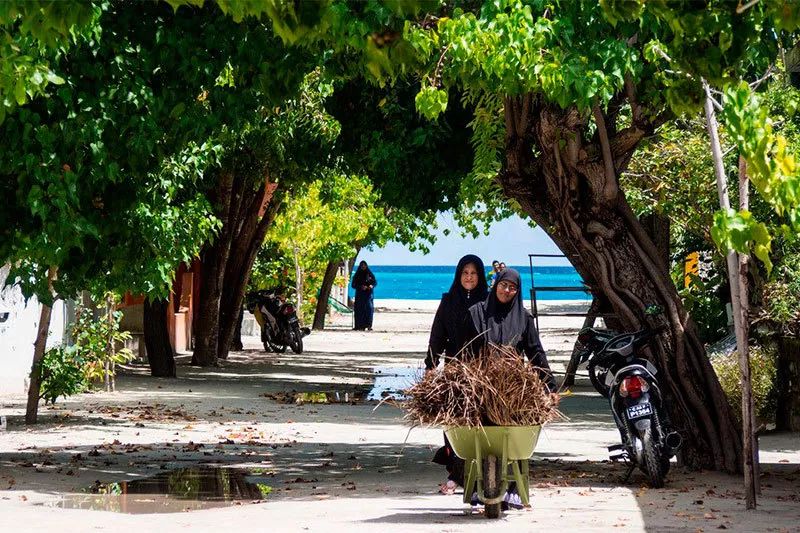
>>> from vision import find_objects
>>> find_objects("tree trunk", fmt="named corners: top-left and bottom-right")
top-left (232, 307), bottom-right (244, 351)
top-left (312, 260), bottom-right (340, 330)
top-left (192, 242), bottom-right (226, 366)
top-left (563, 296), bottom-right (603, 387)
top-left (737, 155), bottom-right (760, 501)
top-left (292, 243), bottom-right (303, 322)
top-left (192, 170), bottom-right (236, 367)
top-left (25, 266), bottom-right (57, 425)
top-left (639, 213), bottom-right (671, 272)
top-left (705, 83), bottom-right (756, 497)
top-left (498, 95), bottom-right (741, 472)
top-left (216, 195), bottom-right (281, 360)
top-left (143, 298), bottom-right (177, 378)
top-left (193, 160), bottom-right (282, 365)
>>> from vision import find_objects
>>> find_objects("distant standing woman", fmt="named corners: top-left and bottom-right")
top-left (352, 261), bottom-right (377, 330)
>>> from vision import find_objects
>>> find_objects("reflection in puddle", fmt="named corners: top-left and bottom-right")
top-left (367, 366), bottom-right (419, 401)
top-left (44, 467), bottom-right (273, 514)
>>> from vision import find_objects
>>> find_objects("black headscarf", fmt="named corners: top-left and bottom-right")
top-left (352, 260), bottom-right (376, 288)
top-left (448, 254), bottom-right (488, 309)
top-left (469, 268), bottom-right (528, 345)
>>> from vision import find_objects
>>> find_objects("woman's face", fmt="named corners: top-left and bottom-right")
top-left (495, 279), bottom-right (518, 304)
top-left (359, 262), bottom-right (367, 270)
top-left (460, 263), bottom-right (479, 291)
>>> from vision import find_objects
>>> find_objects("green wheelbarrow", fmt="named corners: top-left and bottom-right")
top-left (444, 425), bottom-right (541, 519)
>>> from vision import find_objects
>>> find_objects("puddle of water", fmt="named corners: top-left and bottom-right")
top-left (367, 366), bottom-right (419, 401)
top-left (43, 467), bottom-right (273, 514)
top-left (262, 390), bottom-right (366, 404)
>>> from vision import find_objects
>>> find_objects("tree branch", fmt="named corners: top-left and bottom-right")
top-left (592, 103), bottom-right (619, 204)
top-left (625, 72), bottom-right (644, 125)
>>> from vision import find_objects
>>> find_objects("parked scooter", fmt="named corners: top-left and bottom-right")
top-left (246, 289), bottom-right (310, 354)
top-left (576, 310), bottom-right (682, 488)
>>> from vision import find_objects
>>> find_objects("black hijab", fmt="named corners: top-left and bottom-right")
top-left (447, 254), bottom-right (488, 309)
top-left (352, 261), bottom-right (375, 287)
top-left (469, 268), bottom-right (528, 345)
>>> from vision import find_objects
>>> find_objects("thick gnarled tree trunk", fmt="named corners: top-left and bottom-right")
top-left (143, 298), bottom-right (177, 378)
top-left (192, 171), bottom-right (235, 367)
top-left (499, 95), bottom-right (742, 472)
top-left (193, 167), bottom-right (280, 367)
top-left (217, 198), bottom-right (281, 360)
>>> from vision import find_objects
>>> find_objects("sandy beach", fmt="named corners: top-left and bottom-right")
top-left (0, 301), bottom-right (798, 532)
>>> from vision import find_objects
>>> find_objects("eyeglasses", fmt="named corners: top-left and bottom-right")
top-left (496, 281), bottom-right (518, 293)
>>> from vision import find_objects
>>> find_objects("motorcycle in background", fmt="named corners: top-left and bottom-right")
top-left (246, 289), bottom-right (310, 354)
top-left (576, 307), bottom-right (682, 488)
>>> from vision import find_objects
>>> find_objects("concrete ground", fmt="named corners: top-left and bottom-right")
top-left (0, 305), bottom-right (798, 532)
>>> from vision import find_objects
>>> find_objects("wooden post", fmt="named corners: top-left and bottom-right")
top-left (704, 80), bottom-right (756, 509)
top-left (293, 242), bottom-right (303, 323)
top-left (25, 266), bottom-right (58, 425)
top-left (738, 156), bottom-right (760, 494)
top-left (104, 296), bottom-right (111, 392)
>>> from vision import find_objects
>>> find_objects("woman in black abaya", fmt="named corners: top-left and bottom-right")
top-left (426, 254), bottom-right (489, 369)
top-left (465, 267), bottom-right (555, 389)
top-left (426, 254), bottom-right (489, 494)
top-left (464, 267), bottom-right (556, 509)
top-left (351, 260), bottom-right (377, 330)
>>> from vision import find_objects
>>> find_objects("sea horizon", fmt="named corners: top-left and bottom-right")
top-left (350, 264), bottom-right (590, 301)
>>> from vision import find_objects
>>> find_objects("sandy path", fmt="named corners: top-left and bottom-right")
top-left (0, 306), bottom-right (798, 532)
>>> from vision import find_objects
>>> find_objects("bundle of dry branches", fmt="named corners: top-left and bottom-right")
top-left (402, 344), bottom-right (563, 428)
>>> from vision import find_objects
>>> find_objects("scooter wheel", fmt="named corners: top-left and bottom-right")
top-left (270, 342), bottom-right (287, 353)
top-left (290, 329), bottom-right (304, 354)
top-left (641, 427), bottom-right (666, 488)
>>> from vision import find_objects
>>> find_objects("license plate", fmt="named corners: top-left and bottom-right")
top-left (626, 403), bottom-right (653, 419)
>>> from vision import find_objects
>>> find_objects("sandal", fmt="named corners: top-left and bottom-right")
top-left (439, 480), bottom-right (457, 495)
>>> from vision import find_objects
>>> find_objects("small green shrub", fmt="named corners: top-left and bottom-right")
top-left (34, 299), bottom-right (135, 403)
top-left (72, 302), bottom-right (134, 389)
top-left (712, 344), bottom-right (777, 424)
top-left (38, 346), bottom-right (88, 405)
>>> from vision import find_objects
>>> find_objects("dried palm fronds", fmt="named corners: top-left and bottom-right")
top-left (401, 344), bottom-right (563, 428)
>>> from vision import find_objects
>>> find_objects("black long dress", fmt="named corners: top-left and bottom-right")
top-left (351, 262), bottom-right (377, 330)
top-left (427, 254), bottom-right (488, 487)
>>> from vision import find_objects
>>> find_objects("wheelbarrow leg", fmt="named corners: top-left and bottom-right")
top-left (499, 429), bottom-right (510, 496)
top-left (463, 460), bottom-right (477, 504)
top-left (510, 459), bottom-right (530, 506)
top-left (521, 459), bottom-right (531, 501)
top-left (473, 432), bottom-right (485, 503)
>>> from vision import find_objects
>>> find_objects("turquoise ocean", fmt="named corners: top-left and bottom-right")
top-left (349, 265), bottom-right (589, 301)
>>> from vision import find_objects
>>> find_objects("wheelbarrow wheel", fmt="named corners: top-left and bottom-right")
top-left (483, 455), bottom-right (502, 519)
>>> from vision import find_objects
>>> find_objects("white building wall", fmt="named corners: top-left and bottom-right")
top-left (0, 265), bottom-right (67, 395)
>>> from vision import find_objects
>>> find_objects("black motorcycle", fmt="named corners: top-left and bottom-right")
top-left (246, 289), bottom-right (309, 354)
top-left (576, 319), bottom-right (682, 488)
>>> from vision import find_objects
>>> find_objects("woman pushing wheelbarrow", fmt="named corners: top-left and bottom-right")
top-left (412, 266), bottom-right (561, 518)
